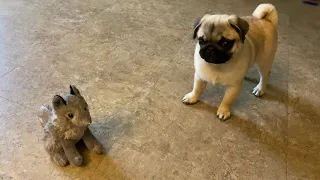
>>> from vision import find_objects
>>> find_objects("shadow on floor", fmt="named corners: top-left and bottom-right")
top-left (53, 140), bottom-right (126, 180)
top-left (189, 81), bottom-right (320, 178)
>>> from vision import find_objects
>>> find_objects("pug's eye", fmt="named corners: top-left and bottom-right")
top-left (198, 37), bottom-right (206, 45)
top-left (67, 113), bottom-right (74, 119)
top-left (219, 37), bottom-right (234, 48)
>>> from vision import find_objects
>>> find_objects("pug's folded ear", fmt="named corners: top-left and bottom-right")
top-left (193, 16), bottom-right (203, 39)
top-left (228, 16), bottom-right (249, 43)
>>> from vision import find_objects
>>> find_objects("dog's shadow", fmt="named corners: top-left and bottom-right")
top-left (187, 75), bottom-right (320, 178)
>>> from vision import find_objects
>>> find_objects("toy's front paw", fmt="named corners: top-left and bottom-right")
top-left (53, 154), bottom-right (68, 167)
top-left (70, 155), bottom-right (83, 166)
top-left (93, 143), bottom-right (104, 154)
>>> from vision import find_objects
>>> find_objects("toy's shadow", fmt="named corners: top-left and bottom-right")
top-left (75, 140), bottom-right (96, 166)
top-left (60, 140), bottom-right (126, 179)
top-left (73, 112), bottom-right (133, 166)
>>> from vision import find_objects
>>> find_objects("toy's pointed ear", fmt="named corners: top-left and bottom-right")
top-left (69, 85), bottom-right (80, 96)
top-left (52, 95), bottom-right (66, 110)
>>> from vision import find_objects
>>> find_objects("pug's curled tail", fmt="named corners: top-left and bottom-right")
top-left (252, 3), bottom-right (278, 25)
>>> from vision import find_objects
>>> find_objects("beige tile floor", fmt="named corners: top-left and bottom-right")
top-left (0, 0), bottom-right (319, 179)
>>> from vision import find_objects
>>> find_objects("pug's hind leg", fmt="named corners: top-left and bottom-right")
top-left (182, 73), bottom-right (207, 105)
top-left (252, 63), bottom-right (271, 97)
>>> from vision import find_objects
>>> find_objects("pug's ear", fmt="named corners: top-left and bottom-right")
top-left (52, 95), bottom-right (66, 110)
top-left (228, 16), bottom-right (249, 43)
top-left (69, 85), bottom-right (80, 96)
top-left (193, 16), bottom-right (203, 39)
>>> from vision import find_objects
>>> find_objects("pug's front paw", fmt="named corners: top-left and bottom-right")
top-left (217, 106), bottom-right (231, 121)
top-left (182, 92), bottom-right (198, 105)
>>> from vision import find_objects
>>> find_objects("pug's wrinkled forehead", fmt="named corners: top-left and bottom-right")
top-left (193, 14), bottom-right (249, 43)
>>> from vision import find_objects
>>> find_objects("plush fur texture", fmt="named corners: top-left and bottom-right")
top-left (38, 85), bottom-right (103, 167)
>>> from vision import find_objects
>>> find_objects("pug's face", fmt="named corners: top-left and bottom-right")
top-left (193, 14), bottom-right (249, 64)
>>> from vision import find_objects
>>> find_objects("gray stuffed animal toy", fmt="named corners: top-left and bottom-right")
top-left (38, 85), bottom-right (103, 167)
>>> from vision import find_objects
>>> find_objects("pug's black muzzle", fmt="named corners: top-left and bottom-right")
top-left (199, 42), bottom-right (232, 64)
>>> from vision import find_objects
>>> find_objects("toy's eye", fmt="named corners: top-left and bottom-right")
top-left (84, 107), bottom-right (88, 111)
top-left (67, 113), bottom-right (74, 119)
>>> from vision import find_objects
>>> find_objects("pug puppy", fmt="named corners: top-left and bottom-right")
top-left (182, 4), bottom-right (278, 120)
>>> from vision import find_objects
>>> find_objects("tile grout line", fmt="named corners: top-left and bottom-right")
top-left (87, 35), bottom-right (190, 179)
top-left (129, 34), bottom-right (190, 119)
top-left (151, 34), bottom-right (192, 116)
top-left (0, 95), bottom-right (35, 111)
top-left (285, 16), bottom-right (290, 180)
top-left (132, 33), bottom-right (190, 113)
top-left (146, 34), bottom-right (190, 95)
top-left (0, 65), bottom-right (38, 111)
top-left (88, 140), bottom-right (123, 179)
top-left (88, 158), bottom-right (106, 180)
top-left (76, 27), bottom-right (190, 180)
top-left (122, 33), bottom-right (191, 115)
top-left (0, 65), bottom-right (20, 79)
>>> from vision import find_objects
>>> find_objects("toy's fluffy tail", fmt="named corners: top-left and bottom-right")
top-left (252, 3), bottom-right (278, 25)
top-left (38, 105), bottom-right (52, 128)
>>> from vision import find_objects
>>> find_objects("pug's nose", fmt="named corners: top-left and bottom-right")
top-left (206, 46), bottom-right (214, 53)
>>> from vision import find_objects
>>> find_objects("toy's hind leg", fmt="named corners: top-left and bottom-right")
top-left (43, 132), bottom-right (68, 166)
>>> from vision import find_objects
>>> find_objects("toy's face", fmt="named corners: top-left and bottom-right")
top-left (52, 85), bottom-right (92, 127)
